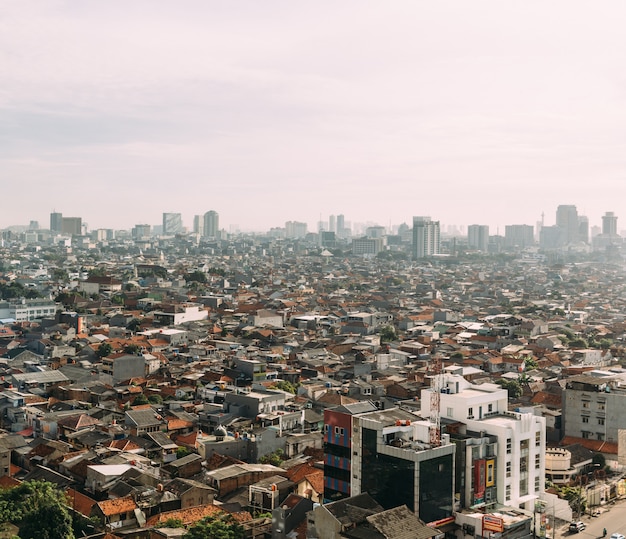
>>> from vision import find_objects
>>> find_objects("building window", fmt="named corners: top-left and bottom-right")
top-left (535, 454), bottom-right (541, 469)
top-left (506, 461), bottom-right (511, 478)
top-left (506, 439), bottom-right (512, 454)
top-left (468, 407), bottom-right (474, 419)
top-left (582, 401), bottom-right (590, 408)
top-left (505, 485), bottom-right (511, 501)
top-left (447, 407), bottom-right (453, 417)
top-left (520, 456), bottom-right (528, 473)
top-left (535, 431), bottom-right (541, 446)
top-left (598, 418), bottom-right (605, 425)
top-left (486, 460), bottom-right (495, 487)
top-left (535, 476), bottom-right (540, 492)
top-left (597, 433), bottom-right (605, 441)
top-left (323, 425), bottom-right (329, 434)
top-left (520, 439), bottom-right (529, 451)
top-left (582, 431), bottom-right (590, 439)
top-left (582, 417), bottom-right (589, 423)
top-left (488, 403), bottom-right (493, 413)
top-left (520, 477), bottom-right (528, 496)
top-left (599, 403), bottom-right (606, 410)
top-left (334, 426), bottom-right (345, 436)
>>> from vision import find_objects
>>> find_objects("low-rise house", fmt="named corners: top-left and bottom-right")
top-left (92, 496), bottom-right (139, 531)
top-left (125, 408), bottom-right (167, 436)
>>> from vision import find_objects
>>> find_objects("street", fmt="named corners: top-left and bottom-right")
top-left (556, 499), bottom-right (626, 539)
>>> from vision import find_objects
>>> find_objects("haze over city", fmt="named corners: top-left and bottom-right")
top-left (2, 1), bottom-right (626, 231)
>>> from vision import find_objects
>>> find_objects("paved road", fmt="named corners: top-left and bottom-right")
top-left (556, 499), bottom-right (626, 539)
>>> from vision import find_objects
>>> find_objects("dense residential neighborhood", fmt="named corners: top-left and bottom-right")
top-left (1, 209), bottom-right (626, 538)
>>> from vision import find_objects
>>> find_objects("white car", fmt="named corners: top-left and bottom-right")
top-left (610, 534), bottom-right (625, 539)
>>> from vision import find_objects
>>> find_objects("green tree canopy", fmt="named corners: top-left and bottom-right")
top-left (0, 480), bottom-right (75, 539)
top-left (97, 342), bottom-right (113, 358)
top-left (379, 325), bottom-right (397, 343)
top-left (184, 514), bottom-right (244, 539)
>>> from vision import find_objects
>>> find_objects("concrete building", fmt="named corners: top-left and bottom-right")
top-left (203, 210), bottom-right (219, 238)
top-left (351, 237), bottom-right (384, 256)
top-left (412, 216), bottom-right (440, 259)
top-left (421, 374), bottom-right (546, 511)
top-left (162, 213), bottom-right (183, 235)
top-left (504, 225), bottom-right (534, 249)
top-left (468, 225), bottom-right (489, 252)
top-left (556, 205), bottom-right (580, 244)
top-left (0, 298), bottom-right (59, 322)
top-left (101, 354), bottom-right (146, 384)
top-left (61, 217), bottom-right (82, 235)
top-left (50, 212), bottom-right (63, 233)
top-left (562, 373), bottom-right (626, 444)
top-left (285, 221), bottom-right (307, 239)
top-left (324, 402), bottom-right (456, 524)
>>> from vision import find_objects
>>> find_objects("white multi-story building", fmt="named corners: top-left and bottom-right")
top-left (412, 216), bottom-right (440, 259)
top-left (421, 374), bottom-right (546, 511)
top-left (0, 299), bottom-right (59, 322)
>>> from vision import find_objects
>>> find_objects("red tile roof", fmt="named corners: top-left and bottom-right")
top-left (96, 496), bottom-right (138, 516)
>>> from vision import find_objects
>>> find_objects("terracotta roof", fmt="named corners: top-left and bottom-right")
top-left (146, 504), bottom-right (252, 527)
top-left (96, 496), bottom-right (138, 516)
top-left (560, 436), bottom-right (618, 455)
top-left (167, 418), bottom-right (193, 431)
top-left (66, 488), bottom-right (97, 516)
top-left (0, 475), bottom-right (20, 488)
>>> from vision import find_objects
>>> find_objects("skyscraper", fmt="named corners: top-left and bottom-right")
top-left (162, 213), bottom-right (183, 235)
top-left (50, 212), bottom-right (63, 233)
top-left (467, 224), bottom-right (489, 251)
top-left (602, 212), bottom-right (618, 236)
top-left (556, 205), bottom-right (579, 244)
top-left (412, 216), bottom-right (440, 259)
top-left (203, 210), bottom-right (219, 238)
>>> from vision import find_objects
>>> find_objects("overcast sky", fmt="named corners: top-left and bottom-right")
top-left (2, 1), bottom-right (626, 234)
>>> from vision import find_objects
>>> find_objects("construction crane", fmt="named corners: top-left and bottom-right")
top-left (429, 354), bottom-right (443, 447)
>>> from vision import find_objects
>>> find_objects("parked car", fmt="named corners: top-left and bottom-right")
top-left (569, 522), bottom-right (586, 533)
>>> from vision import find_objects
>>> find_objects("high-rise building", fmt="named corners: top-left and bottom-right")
top-left (328, 215), bottom-right (336, 234)
top-left (193, 215), bottom-right (204, 236)
top-left (578, 215), bottom-right (589, 244)
top-left (324, 403), bottom-right (455, 523)
top-left (412, 216), bottom-right (440, 259)
top-left (285, 221), bottom-right (307, 239)
top-left (421, 374), bottom-right (546, 511)
top-left (203, 210), bottom-right (219, 238)
top-left (50, 212), bottom-right (63, 233)
top-left (162, 213), bottom-right (183, 235)
top-left (132, 224), bottom-right (151, 239)
top-left (468, 224), bottom-right (489, 251)
top-left (504, 225), bottom-right (534, 249)
top-left (602, 212), bottom-right (618, 236)
top-left (556, 205), bottom-right (580, 244)
top-left (61, 217), bottom-right (82, 235)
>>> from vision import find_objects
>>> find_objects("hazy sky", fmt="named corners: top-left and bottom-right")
top-left (2, 1), bottom-right (626, 233)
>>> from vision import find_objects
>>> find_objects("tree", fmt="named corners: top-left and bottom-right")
top-left (184, 514), bottom-right (244, 539)
top-left (97, 342), bottom-right (113, 358)
top-left (185, 270), bottom-right (207, 283)
top-left (497, 378), bottom-right (523, 399)
top-left (126, 318), bottom-right (142, 332)
top-left (0, 480), bottom-right (75, 539)
top-left (259, 448), bottom-right (285, 467)
top-left (176, 446), bottom-right (190, 459)
top-left (132, 393), bottom-right (149, 406)
top-left (379, 325), bottom-right (397, 343)
top-left (269, 380), bottom-right (298, 394)
top-left (148, 394), bottom-right (163, 405)
top-left (124, 343), bottom-right (141, 355)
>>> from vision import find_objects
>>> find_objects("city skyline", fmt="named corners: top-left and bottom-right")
top-left (2, 2), bottom-right (626, 231)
